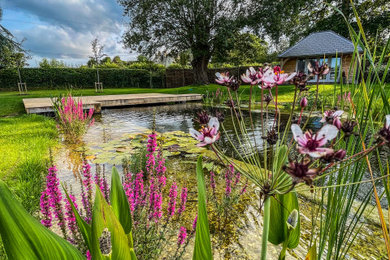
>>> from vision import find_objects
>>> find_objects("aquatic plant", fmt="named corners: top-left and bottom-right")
top-left (53, 94), bottom-right (94, 143)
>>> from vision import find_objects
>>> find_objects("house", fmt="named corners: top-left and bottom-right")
top-left (279, 31), bottom-right (363, 83)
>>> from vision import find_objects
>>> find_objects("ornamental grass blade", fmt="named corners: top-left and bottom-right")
top-left (91, 185), bottom-right (137, 260)
top-left (193, 156), bottom-right (213, 260)
top-left (110, 167), bottom-right (133, 239)
top-left (0, 180), bottom-right (85, 259)
top-left (269, 192), bottom-right (300, 249)
top-left (305, 242), bottom-right (317, 260)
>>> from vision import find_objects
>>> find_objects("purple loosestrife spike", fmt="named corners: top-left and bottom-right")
top-left (64, 194), bottom-right (79, 244)
top-left (40, 189), bottom-right (52, 228)
top-left (291, 124), bottom-right (339, 158)
top-left (225, 166), bottom-right (233, 197)
top-left (177, 227), bottom-right (187, 246)
top-left (240, 180), bottom-right (248, 195)
top-left (86, 251), bottom-right (91, 260)
top-left (146, 132), bottom-right (157, 174)
top-left (168, 182), bottom-right (178, 217)
top-left (46, 166), bottom-right (67, 238)
top-left (189, 117), bottom-right (220, 147)
top-left (124, 178), bottom-right (135, 212)
top-left (178, 187), bottom-right (188, 215)
top-left (210, 171), bottom-right (216, 195)
top-left (192, 215), bottom-right (198, 231)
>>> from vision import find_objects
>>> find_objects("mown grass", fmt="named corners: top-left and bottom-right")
top-left (0, 83), bottom-right (339, 116)
top-left (0, 115), bottom-right (57, 212)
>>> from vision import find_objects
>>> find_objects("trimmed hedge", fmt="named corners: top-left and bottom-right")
top-left (0, 68), bottom-right (165, 90)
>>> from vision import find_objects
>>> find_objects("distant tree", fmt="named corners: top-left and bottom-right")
top-left (119, 0), bottom-right (246, 84)
top-left (136, 55), bottom-right (150, 63)
top-left (39, 58), bottom-right (66, 68)
top-left (112, 55), bottom-right (124, 66)
top-left (212, 32), bottom-right (269, 65)
top-left (89, 37), bottom-right (106, 84)
top-left (0, 8), bottom-right (28, 69)
top-left (101, 56), bottom-right (112, 64)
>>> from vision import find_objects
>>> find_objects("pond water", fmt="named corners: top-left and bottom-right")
top-left (54, 103), bottom-right (385, 259)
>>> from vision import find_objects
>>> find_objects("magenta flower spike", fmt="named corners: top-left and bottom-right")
top-left (167, 182), bottom-right (178, 217)
top-left (177, 226), bottom-right (187, 246)
top-left (40, 189), bottom-right (52, 228)
top-left (64, 194), bottom-right (79, 244)
top-left (291, 124), bottom-right (339, 158)
top-left (189, 117), bottom-right (220, 147)
top-left (192, 215), bottom-right (198, 231)
top-left (177, 187), bottom-right (188, 215)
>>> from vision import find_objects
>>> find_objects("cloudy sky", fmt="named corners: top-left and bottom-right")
top-left (1, 0), bottom-right (137, 67)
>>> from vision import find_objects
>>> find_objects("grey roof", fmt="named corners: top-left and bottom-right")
top-left (278, 31), bottom-right (363, 58)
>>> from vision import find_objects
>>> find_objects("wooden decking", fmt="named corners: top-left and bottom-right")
top-left (23, 93), bottom-right (203, 114)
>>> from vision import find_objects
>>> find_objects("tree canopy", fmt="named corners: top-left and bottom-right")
top-left (119, 0), bottom-right (246, 84)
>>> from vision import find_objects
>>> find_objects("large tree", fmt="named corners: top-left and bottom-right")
top-left (118, 0), bottom-right (245, 84)
top-left (248, 0), bottom-right (390, 48)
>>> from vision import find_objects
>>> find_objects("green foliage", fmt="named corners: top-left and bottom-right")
top-left (39, 58), bottom-right (67, 68)
top-left (0, 179), bottom-right (85, 259)
top-left (212, 32), bottom-right (269, 65)
top-left (193, 156), bottom-right (213, 260)
top-left (0, 68), bottom-right (164, 89)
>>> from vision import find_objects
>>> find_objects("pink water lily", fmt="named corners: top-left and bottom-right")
top-left (241, 67), bottom-right (263, 85)
top-left (292, 124), bottom-right (339, 158)
top-left (215, 72), bottom-right (233, 85)
top-left (190, 117), bottom-right (220, 146)
top-left (261, 66), bottom-right (296, 89)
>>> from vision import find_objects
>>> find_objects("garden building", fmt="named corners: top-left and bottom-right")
top-left (279, 31), bottom-right (363, 83)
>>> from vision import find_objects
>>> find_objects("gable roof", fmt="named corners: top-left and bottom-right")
top-left (278, 31), bottom-right (363, 58)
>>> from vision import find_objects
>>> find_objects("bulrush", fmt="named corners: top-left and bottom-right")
top-left (283, 159), bottom-right (319, 185)
top-left (190, 117), bottom-right (220, 147)
top-left (308, 61), bottom-right (330, 75)
top-left (215, 72), bottom-right (233, 85)
top-left (292, 124), bottom-right (339, 158)
top-left (241, 67), bottom-right (263, 85)
top-left (379, 115), bottom-right (390, 143)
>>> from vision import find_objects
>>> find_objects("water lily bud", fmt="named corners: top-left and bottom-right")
top-left (300, 97), bottom-right (308, 108)
top-left (286, 209), bottom-right (299, 229)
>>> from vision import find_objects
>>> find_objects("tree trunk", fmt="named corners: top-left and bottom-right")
top-left (191, 55), bottom-right (210, 85)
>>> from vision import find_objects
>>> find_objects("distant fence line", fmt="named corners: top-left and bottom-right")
top-left (0, 67), bottom-right (256, 90)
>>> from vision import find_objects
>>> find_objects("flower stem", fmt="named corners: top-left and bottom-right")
top-left (261, 196), bottom-right (271, 260)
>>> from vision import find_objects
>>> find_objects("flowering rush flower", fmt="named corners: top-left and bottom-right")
top-left (379, 115), bottom-right (390, 143)
top-left (283, 158), bottom-right (319, 185)
top-left (215, 72), bottom-right (233, 85)
top-left (292, 124), bottom-right (339, 158)
top-left (241, 67), bottom-right (263, 85)
top-left (261, 66), bottom-right (296, 89)
top-left (320, 110), bottom-right (344, 129)
top-left (190, 117), bottom-right (220, 147)
top-left (308, 61), bottom-right (329, 75)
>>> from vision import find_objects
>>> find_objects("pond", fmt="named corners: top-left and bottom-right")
top-left (54, 103), bottom-right (385, 259)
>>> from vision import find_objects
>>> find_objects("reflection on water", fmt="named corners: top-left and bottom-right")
top-left (53, 103), bottom-right (384, 259)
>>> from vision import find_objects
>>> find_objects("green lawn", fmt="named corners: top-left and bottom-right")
top-left (0, 84), bottom-right (339, 116)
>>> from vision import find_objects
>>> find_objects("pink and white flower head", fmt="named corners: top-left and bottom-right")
top-left (190, 117), bottom-right (220, 147)
top-left (379, 115), bottom-right (390, 143)
top-left (292, 124), bottom-right (339, 158)
top-left (215, 72), bottom-right (233, 85)
top-left (261, 66), bottom-right (296, 89)
top-left (308, 61), bottom-right (330, 75)
top-left (241, 67), bottom-right (263, 85)
top-left (320, 110), bottom-right (344, 129)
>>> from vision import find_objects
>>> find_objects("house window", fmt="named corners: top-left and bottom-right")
top-left (329, 57), bottom-right (341, 81)
top-left (297, 59), bottom-right (306, 73)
